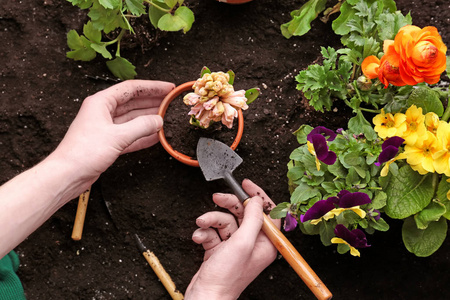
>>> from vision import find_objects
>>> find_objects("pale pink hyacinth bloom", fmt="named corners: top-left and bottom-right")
top-left (183, 71), bottom-right (250, 128)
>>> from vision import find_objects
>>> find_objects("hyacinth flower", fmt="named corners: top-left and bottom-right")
top-left (331, 224), bottom-right (371, 257)
top-left (283, 212), bottom-right (298, 232)
top-left (375, 136), bottom-right (405, 176)
top-left (306, 126), bottom-right (337, 171)
top-left (183, 69), bottom-right (257, 129)
top-left (301, 190), bottom-right (371, 225)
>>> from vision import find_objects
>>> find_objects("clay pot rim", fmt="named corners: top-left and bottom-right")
top-left (158, 81), bottom-right (244, 167)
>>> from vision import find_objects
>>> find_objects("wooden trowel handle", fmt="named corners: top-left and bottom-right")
top-left (244, 199), bottom-right (333, 300)
top-left (71, 188), bottom-right (91, 241)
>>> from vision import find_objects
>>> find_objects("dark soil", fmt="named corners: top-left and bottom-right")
top-left (1, 0), bottom-right (450, 299)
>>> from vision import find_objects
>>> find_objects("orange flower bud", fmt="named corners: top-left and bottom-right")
top-left (361, 56), bottom-right (380, 79)
top-left (394, 25), bottom-right (447, 85)
top-left (378, 42), bottom-right (406, 88)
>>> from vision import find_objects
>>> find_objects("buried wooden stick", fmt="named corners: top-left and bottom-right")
top-left (134, 234), bottom-right (184, 300)
top-left (71, 188), bottom-right (91, 241)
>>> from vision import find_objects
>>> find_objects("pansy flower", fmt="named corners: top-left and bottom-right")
top-left (331, 224), bottom-right (371, 257)
top-left (283, 212), bottom-right (298, 232)
top-left (307, 126), bottom-right (337, 171)
top-left (375, 136), bottom-right (405, 176)
top-left (301, 190), bottom-right (371, 225)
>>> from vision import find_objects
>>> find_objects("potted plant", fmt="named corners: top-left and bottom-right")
top-left (271, 0), bottom-right (450, 257)
top-left (158, 67), bottom-right (259, 167)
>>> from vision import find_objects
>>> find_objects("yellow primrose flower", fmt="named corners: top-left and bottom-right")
top-left (403, 131), bottom-right (439, 174)
top-left (424, 112), bottom-right (441, 135)
top-left (373, 109), bottom-right (407, 139)
top-left (433, 122), bottom-right (450, 176)
top-left (401, 105), bottom-right (426, 145)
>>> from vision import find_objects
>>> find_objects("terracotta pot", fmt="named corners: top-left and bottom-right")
top-left (217, 0), bottom-right (253, 4)
top-left (158, 81), bottom-right (244, 167)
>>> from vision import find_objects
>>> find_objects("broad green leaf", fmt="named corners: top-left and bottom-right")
top-left (148, 2), bottom-right (169, 28)
top-left (402, 216), bottom-right (447, 257)
top-left (98, 0), bottom-right (120, 9)
top-left (269, 202), bottom-right (290, 219)
top-left (414, 200), bottom-right (446, 229)
top-left (90, 43), bottom-right (112, 59)
top-left (299, 220), bottom-right (320, 235)
top-left (371, 191), bottom-right (387, 210)
top-left (68, 0), bottom-right (94, 9)
top-left (125, 0), bottom-right (145, 16)
top-left (319, 221), bottom-right (336, 246)
top-left (82, 21), bottom-right (102, 43)
top-left (66, 31), bottom-right (97, 61)
top-left (376, 11), bottom-right (412, 41)
top-left (369, 217), bottom-right (389, 231)
top-left (290, 182), bottom-right (321, 204)
top-left (348, 110), bottom-right (377, 141)
top-left (280, 0), bottom-right (327, 39)
top-left (245, 88), bottom-right (260, 104)
top-left (88, 2), bottom-right (125, 33)
top-left (289, 147), bottom-right (304, 162)
top-left (332, 1), bottom-right (356, 36)
top-left (436, 176), bottom-right (450, 220)
top-left (293, 124), bottom-right (313, 144)
top-left (287, 166), bottom-right (305, 181)
top-left (106, 57), bottom-right (137, 80)
top-left (406, 86), bottom-right (444, 116)
top-left (157, 6), bottom-right (194, 33)
top-left (382, 165), bottom-right (434, 219)
top-left (164, 0), bottom-right (178, 9)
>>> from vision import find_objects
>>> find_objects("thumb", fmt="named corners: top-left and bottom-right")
top-left (117, 114), bottom-right (163, 146)
top-left (234, 196), bottom-right (264, 243)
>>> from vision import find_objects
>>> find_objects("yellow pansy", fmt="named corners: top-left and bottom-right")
top-left (331, 237), bottom-right (361, 257)
top-left (403, 131), bottom-right (439, 174)
top-left (373, 109), bottom-right (407, 139)
top-left (401, 105), bottom-right (426, 145)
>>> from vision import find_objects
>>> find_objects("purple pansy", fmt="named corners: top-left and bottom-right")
top-left (307, 126), bottom-right (337, 166)
top-left (375, 136), bottom-right (405, 166)
top-left (334, 224), bottom-right (371, 249)
top-left (301, 190), bottom-right (371, 223)
top-left (284, 212), bottom-right (298, 232)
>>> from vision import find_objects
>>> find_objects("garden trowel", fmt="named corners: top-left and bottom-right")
top-left (196, 137), bottom-right (332, 300)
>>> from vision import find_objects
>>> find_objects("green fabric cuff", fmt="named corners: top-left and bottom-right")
top-left (0, 251), bottom-right (26, 300)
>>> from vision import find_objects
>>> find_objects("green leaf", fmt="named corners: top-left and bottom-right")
top-left (200, 66), bottom-right (211, 77)
top-left (280, 0), bottom-right (327, 39)
top-left (125, 0), bottom-right (145, 16)
top-left (376, 11), bottom-right (412, 41)
top-left (157, 6), bottom-right (194, 33)
top-left (402, 216), bottom-right (447, 257)
top-left (245, 88), bottom-right (260, 104)
top-left (293, 124), bottom-right (313, 144)
top-left (68, 0), bottom-right (94, 9)
top-left (90, 43), bottom-right (112, 59)
top-left (332, 1), bottom-right (356, 36)
top-left (98, 0), bottom-right (120, 9)
top-left (66, 30), bottom-right (97, 61)
top-left (269, 202), bottom-right (290, 219)
top-left (227, 70), bottom-right (235, 85)
top-left (290, 182), bottom-right (321, 204)
top-left (164, 0), bottom-right (178, 9)
top-left (436, 176), bottom-right (450, 220)
top-left (406, 86), bottom-right (444, 117)
top-left (348, 110), bottom-right (377, 141)
top-left (82, 21), bottom-right (102, 43)
top-left (414, 200), bottom-right (447, 230)
top-left (148, 2), bottom-right (169, 28)
top-left (382, 165), bottom-right (434, 219)
top-left (88, 1), bottom-right (125, 33)
top-left (106, 57), bottom-right (137, 80)
top-left (319, 221), bottom-right (336, 246)
top-left (371, 191), bottom-right (387, 210)
top-left (369, 217), bottom-right (390, 231)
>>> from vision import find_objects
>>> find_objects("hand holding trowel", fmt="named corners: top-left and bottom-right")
top-left (196, 138), bottom-right (332, 300)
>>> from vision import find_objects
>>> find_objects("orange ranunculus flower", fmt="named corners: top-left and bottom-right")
top-left (377, 40), bottom-right (406, 87)
top-left (361, 55), bottom-right (380, 79)
top-left (394, 25), bottom-right (447, 85)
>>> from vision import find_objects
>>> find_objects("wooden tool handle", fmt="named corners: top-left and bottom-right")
top-left (142, 250), bottom-right (184, 300)
top-left (71, 188), bottom-right (91, 241)
top-left (244, 199), bottom-right (332, 300)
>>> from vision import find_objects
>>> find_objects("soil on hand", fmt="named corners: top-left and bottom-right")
top-left (1, 0), bottom-right (449, 299)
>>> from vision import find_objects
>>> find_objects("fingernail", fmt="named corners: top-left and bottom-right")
top-left (196, 217), bottom-right (205, 226)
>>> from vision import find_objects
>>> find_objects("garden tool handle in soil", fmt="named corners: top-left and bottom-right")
top-left (224, 173), bottom-right (332, 300)
top-left (135, 235), bottom-right (184, 300)
top-left (243, 199), bottom-right (332, 300)
top-left (71, 188), bottom-right (90, 241)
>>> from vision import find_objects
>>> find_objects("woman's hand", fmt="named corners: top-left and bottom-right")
top-left (185, 179), bottom-right (281, 300)
top-left (51, 80), bottom-right (175, 190)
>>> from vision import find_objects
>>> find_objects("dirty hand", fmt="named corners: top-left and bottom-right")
top-left (50, 80), bottom-right (174, 191)
top-left (185, 179), bottom-right (281, 300)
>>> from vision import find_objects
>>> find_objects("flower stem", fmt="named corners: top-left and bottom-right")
top-left (144, 0), bottom-right (171, 13)
top-left (441, 99), bottom-right (450, 122)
